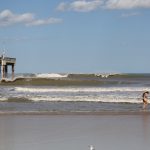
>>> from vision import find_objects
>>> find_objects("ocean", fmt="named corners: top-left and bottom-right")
top-left (1, 73), bottom-right (150, 150)
top-left (0, 73), bottom-right (150, 113)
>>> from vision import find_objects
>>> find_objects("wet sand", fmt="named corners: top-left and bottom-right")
top-left (0, 114), bottom-right (150, 150)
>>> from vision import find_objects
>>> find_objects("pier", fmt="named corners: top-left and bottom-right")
top-left (0, 55), bottom-right (16, 80)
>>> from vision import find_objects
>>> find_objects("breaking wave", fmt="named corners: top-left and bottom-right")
top-left (0, 85), bottom-right (147, 104)
top-left (14, 86), bottom-right (150, 93)
top-left (35, 73), bottom-right (68, 78)
top-left (1, 73), bottom-right (150, 86)
top-left (0, 73), bottom-right (150, 104)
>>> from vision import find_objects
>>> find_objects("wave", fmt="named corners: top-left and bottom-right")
top-left (67, 73), bottom-right (121, 78)
top-left (95, 73), bottom-right (121, 78)
top-left (0, 86), bottom-right (144, 103)
top-left (0, 95), bottom-right (142, 103)
top-left (35, 73), bottom-right (68, 78)
top-left (14, 86), bottom-right (150, 93)
top-left (1, 73), bottom-right (150, 86)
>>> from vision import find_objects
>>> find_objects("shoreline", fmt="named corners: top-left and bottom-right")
top-left (0, 110), bottom-right (150, 116)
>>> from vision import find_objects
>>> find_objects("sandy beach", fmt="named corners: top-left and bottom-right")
top-left (0, 113), bottom-right (150, 150)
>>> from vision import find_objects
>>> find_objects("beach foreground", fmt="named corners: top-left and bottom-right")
top-left (0, 114), bottom-right (150, 150)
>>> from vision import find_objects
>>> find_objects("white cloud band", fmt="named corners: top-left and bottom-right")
top-left (106, 0), bottom-right (150, 9)
top-left (57, 0), bottom-right (150, 12)
top-left (57, 0), bottom-right (103, 12)
top-left (0, 9), bottom-right (62, 27)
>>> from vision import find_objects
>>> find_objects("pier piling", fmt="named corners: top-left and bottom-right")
top-left (0, 56), bottom-right (16, 80)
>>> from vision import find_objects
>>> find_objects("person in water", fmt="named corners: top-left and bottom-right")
top-left (142, 91), bottom-right (149, 109)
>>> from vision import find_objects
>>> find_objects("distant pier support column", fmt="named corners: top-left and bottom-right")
top-left (1, 59), bottom-right (5, 79)
top-left (0, 57), bottom-right (16, 80)
top-left (5, 65), bottom-right (8, 78)
top-left (12, 64), bottom-right (15, 80)
top-left (1, 65), bottom-right (5, 79)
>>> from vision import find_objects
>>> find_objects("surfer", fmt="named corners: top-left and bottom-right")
top-left (142, 91), bottom-right (149, 109)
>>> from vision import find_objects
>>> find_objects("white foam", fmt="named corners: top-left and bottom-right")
top-left (0, 97), bottom-right (8, 101)
top-left (36, 73), bottom-right (68, 78)
top-left (27, 96), bottom-right (141, 103)
top-left (15, 86), bottom-right (150, 93)
top-left (3, 86), bottom-right (146, 103)
top-left (96, 73), bottom-right (121, 78)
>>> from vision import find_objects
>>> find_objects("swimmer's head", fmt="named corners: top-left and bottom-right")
top-left (145, 91), bottom-right (149, 94)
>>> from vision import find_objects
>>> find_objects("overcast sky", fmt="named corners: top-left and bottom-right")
top-left (0, 0), bottom-right (150, 73)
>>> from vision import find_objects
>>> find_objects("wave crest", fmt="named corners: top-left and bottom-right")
top-left (36, 73), bottom-right (68, 78)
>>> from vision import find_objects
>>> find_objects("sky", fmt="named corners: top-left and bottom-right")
top-left (0, 0), bottom-right (150, 73)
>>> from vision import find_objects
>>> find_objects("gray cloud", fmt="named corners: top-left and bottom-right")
top-left (0, 9), bottom-right (62, 27)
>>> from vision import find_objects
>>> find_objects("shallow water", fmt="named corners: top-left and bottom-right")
top-left (0, 101), bottom-right (146, 113)
top-left (0, 115), bottom-right (150, 150)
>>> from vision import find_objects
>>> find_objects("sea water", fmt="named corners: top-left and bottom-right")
top-left (0, 73), bottom-right (150, 113)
